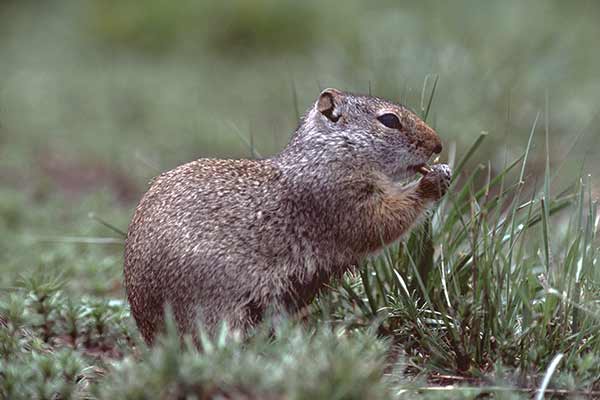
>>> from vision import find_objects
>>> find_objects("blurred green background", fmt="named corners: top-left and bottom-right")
top-left (1, 0), bottom-right (599, 295)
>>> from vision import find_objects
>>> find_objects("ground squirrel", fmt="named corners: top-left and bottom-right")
top-left (124, 88), bottom-right (451, 344)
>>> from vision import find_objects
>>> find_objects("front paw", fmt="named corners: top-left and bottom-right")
top-left (417, 164), bottom-right (451, 201)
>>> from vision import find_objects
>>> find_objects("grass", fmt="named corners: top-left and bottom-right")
top-left (2, 1), bottom-right (600, 398)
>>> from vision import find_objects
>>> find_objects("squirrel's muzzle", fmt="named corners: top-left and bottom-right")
top-left (415, 119), bottom-right (443, 155)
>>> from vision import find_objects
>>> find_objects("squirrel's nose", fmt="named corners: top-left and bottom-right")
top-left (415, 119), bottom-right (442, 155)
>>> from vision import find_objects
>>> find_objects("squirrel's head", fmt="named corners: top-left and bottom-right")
top-left (293, 88), bottom-right (443, 181)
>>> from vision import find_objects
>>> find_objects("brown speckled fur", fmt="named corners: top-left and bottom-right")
top-left (124, 88), bottom-right (451, 344)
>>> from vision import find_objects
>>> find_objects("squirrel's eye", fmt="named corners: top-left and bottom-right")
top-left (377, 113), bottom-right (402, 130)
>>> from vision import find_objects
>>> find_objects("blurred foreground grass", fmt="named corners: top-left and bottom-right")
top-left (1, 1), bottom-right (600, 398)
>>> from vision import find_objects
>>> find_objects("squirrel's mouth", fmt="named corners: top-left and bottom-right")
top-left (392, 163), bottom-right (431, 183)
top-left (410, 163), bottom-right (431, 175)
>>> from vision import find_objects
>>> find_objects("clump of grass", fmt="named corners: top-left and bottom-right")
top-left (0, 347), bottom-right (91, 400)
top-left (94, 320), bottom-right (394, 400)
top-left (0, 277), bottom-right (134, 399)
top-left (322, 126), bottom-right (600, 396)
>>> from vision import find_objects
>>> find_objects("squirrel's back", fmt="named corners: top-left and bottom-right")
top-left (125, 158), bottom-right (294, 340)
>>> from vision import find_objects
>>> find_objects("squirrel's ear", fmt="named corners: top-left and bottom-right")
top-left (317, 88), bottom-right (343, 122)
